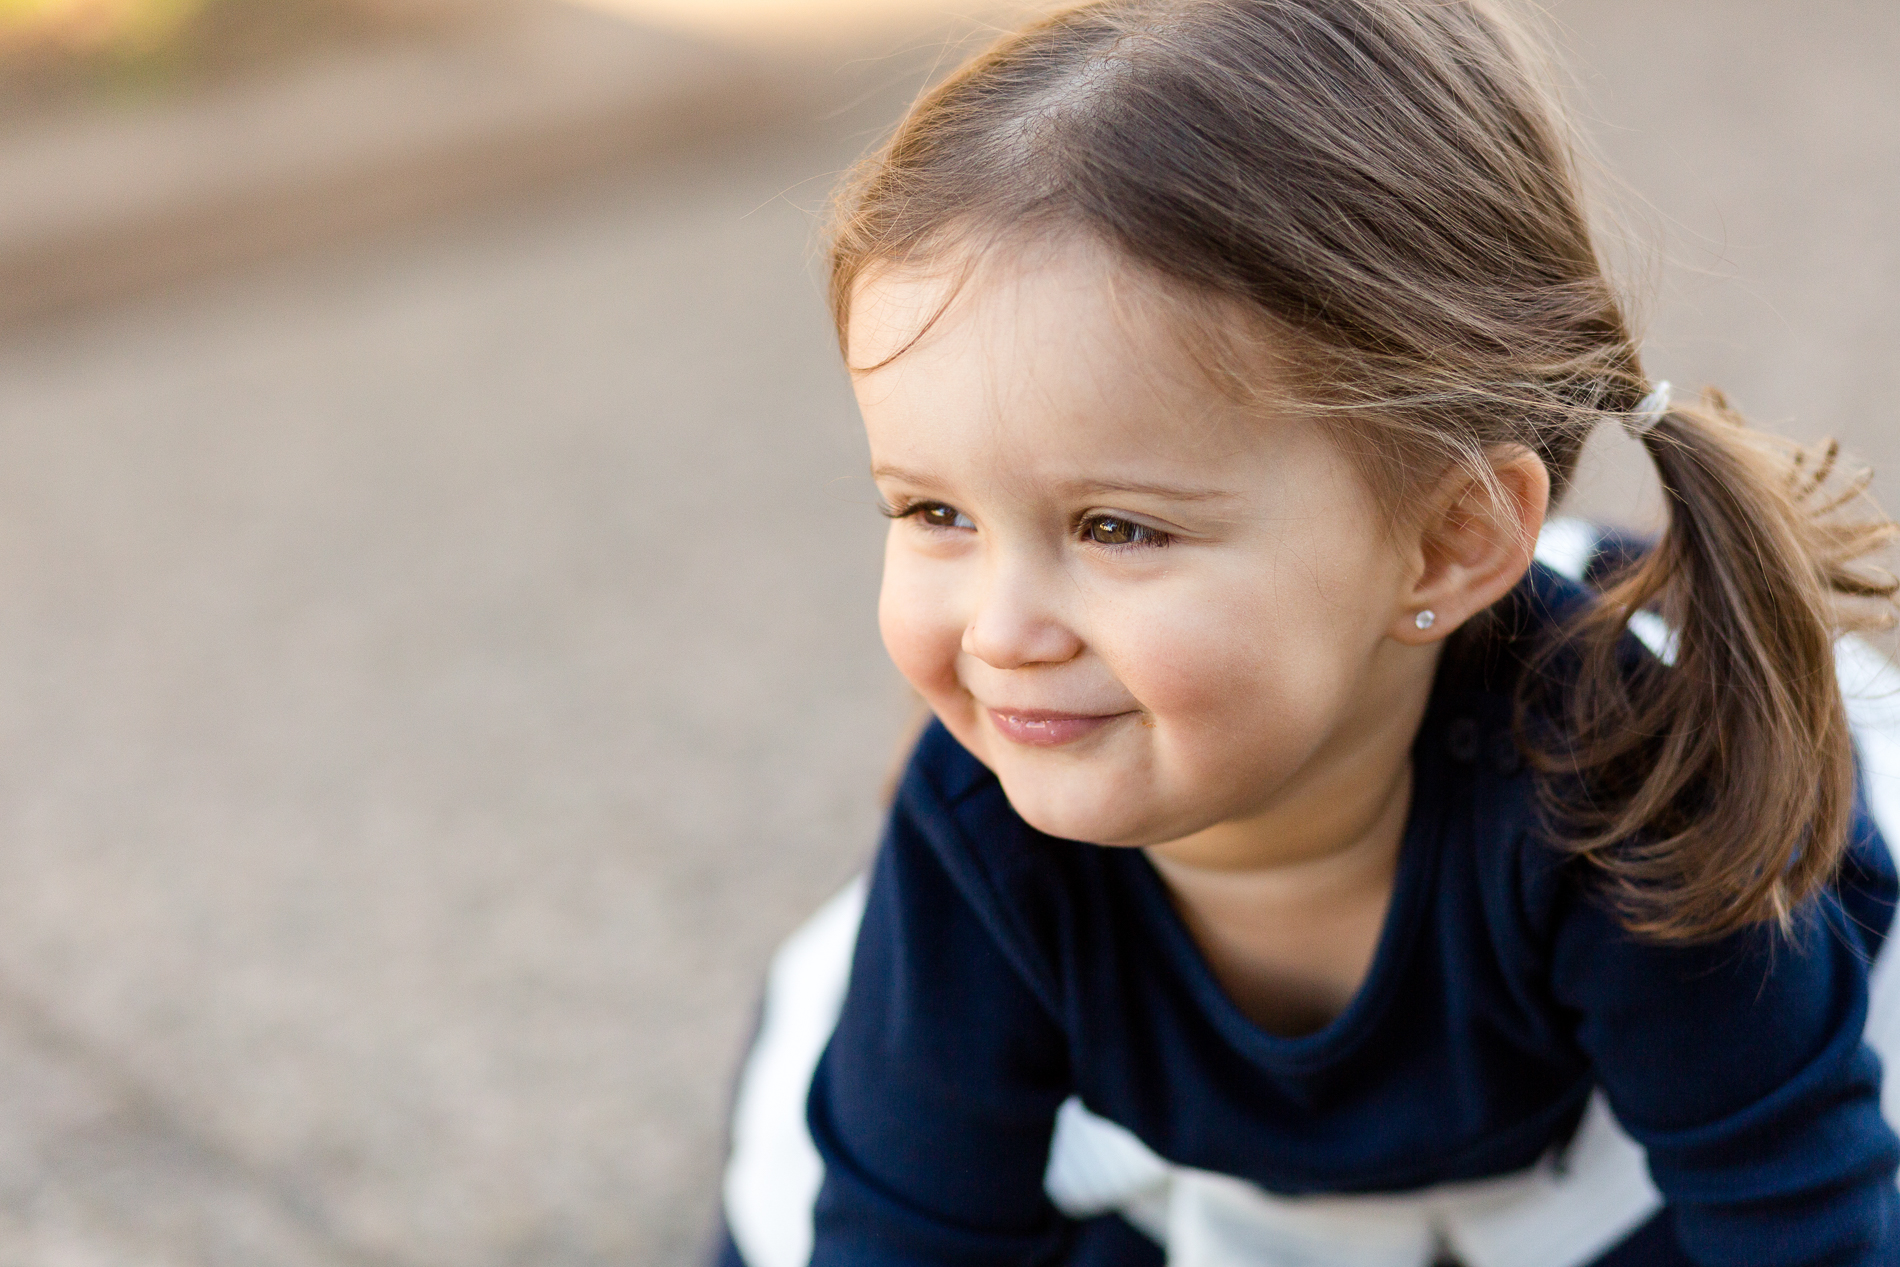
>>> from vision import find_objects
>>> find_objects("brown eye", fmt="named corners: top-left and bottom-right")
top-left (895, 502), bottom-right (974, 531)
top-left (1083, 516), bottom-right (1164, 548)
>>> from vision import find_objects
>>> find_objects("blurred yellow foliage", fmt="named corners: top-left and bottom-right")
top-left (570, 0), bottom-right (1035, 48)
top-left (0, 0), bottom-right (206, 55)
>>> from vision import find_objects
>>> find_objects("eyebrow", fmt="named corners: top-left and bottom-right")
top-left (871, 464), bottom-right (1237, 503)
top-left (1074, 478), bottom-right (1237, 502)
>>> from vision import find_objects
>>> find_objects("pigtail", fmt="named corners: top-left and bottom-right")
top-left (1541, 389), bottom-right (1897, 942)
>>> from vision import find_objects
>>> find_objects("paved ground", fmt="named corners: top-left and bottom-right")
top-left (0, 1), bottom-right (1892, 1264)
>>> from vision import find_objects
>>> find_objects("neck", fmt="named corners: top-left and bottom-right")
top-left (1146, 755), bottom-right (1413, 914)
top-left (1141, 648), bottom-right (1438, 1034)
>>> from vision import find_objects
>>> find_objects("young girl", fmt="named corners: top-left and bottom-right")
top-left (717, 1), bottom-right (1900, 1263)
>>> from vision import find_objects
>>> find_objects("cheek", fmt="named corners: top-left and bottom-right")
top-left (1104, 565), bottom-right (1376, 741)
top-left (1112, 604), bottom-right (1294, 726)
top-left (877, 541), bottom-right (965, 700)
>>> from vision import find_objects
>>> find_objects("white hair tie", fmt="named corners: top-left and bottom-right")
top-left (1625, 381), bottom-right (1671, 438)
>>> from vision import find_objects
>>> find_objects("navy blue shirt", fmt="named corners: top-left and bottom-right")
top-left (805, 567), bottom-right (1900, 1265)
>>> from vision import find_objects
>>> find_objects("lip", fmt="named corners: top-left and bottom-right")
top-left (985, 706), bottom-right (1134, 748)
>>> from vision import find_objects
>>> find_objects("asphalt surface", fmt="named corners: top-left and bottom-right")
top-left (0, 1), bottom-right (1893, 1263)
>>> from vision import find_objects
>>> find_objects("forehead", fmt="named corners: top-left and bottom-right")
top-left (848, 238), bottom-right (1286, 483)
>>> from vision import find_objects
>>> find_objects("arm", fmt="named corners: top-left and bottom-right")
top-left (1551, 828), bottom-right (1900, 1266)
top-left (807, 773), bottom-right (1075, 1266)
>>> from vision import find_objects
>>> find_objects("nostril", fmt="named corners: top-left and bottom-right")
top-left (962, 580), bottom-right (1084, 668)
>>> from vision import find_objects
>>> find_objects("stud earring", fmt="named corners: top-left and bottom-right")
top-left (1414, 610), bottom-right (1437, 631)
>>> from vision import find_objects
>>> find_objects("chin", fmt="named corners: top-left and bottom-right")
top-left (991, 772), bottom-right (1162, 849)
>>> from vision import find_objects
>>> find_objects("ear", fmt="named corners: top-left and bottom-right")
top-left (1389, 446), bottom-right (1550, 644)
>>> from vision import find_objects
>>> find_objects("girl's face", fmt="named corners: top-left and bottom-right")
top-left (850, 239), bottom-right (1439, 855)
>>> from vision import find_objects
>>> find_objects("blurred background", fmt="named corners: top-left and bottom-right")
top-left (0, 0), bottom-right (1892, 1263)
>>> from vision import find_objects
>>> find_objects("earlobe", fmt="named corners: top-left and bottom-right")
top-left (1394, 448), bottom-right (1550, 642)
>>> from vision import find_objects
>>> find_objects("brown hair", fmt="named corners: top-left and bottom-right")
top-left (827, 0), bottom-right (1896, 941)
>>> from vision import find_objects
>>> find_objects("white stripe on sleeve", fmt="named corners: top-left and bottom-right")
top-left (724, 876), bottom-right (868, 1267)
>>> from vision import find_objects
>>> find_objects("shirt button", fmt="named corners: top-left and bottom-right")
top-left (1489, 730), bottom-right (1524, 776)
top-left (1446, 718), bottom-right (1482, 763)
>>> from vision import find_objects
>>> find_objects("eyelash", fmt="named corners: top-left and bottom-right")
top-left (879, 500), bottom-right (1173, 551)
top-left (880, 499), bottom-right (971, 532)
top-left (1079, 515), bottom-right (1171, 551)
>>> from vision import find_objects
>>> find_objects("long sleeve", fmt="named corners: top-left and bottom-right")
top-left (807, 764), bottom-right (1075, 1266)
top-left (1549, 829), bottom-right (1900, 1265)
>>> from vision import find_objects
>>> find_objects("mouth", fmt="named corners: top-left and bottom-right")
top-left (984, 706), bottom-right (1136, 748)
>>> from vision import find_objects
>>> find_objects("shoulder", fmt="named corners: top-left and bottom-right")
top-left (1460, 533), bottom-right (1900, 967)
top-left (894, 717), bottom-right (1069, 899)
top-left (883, 719), bottom-right (1094, 1015)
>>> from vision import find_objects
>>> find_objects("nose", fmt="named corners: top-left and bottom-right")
top-left (961, 555), bottom-right (1083, 669)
